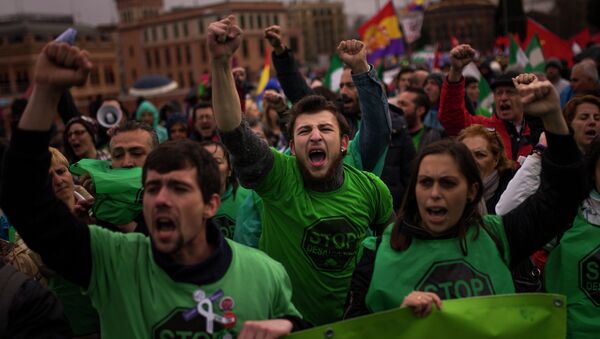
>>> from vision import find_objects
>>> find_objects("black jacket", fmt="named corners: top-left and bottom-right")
top-left (380, 107), bottom-right (416, 211)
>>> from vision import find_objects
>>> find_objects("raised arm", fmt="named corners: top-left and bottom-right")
top-left (209, 16), bottom-right (274, 188)
top-left (439, 44), bottom-right (488, 136)
top-left (264, 25), bottom-right (312, 104)
top-left (0, 42), bottom-right (94, 287)
top-left (502, 74), bottom-right (586, 268)
top-left (338, 40), bottom-right (391, 172)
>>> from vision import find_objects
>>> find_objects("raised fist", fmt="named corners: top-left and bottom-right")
top-left (449, 44), bottom-right (476, 78)
top-left (337, 39), bottom-right (369, 74)
top-left (207, 15), bottom-right (242, 60)
top-left (34, 42), bottom-right (92, 91)
top-left (264, 25), bottom-right (285, 55)
top-left (513, 73), bottom-right (560, 118)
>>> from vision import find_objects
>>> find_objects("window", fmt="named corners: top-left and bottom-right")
top-left (201, 43), bottom-right (207, 62)
top-left (249, 14), bottom-right (254, 29)
top-left (198, 19), bottom-right (204, 34)
top-left (0, 73), bottom-right (10, 95)
top-left (129, 46), bottom-right (135, 57)
top-left (290, 37), bottom-right (299, 52)
top-left (242, 40), bottom-right (249, 58)
top-left (185, 45), bottom-right (191, 64)
top-left (259, 39), bottom-right (265, 57)
top-left (146, 50), bottom-right (152, 67)
top-left (16, 71), bottom-right (30, 92)
top-left (257, 14), bottom-right (262, 28)
top-left (162, 25), bottom-right (168, 40)
top-left (165, 48), bottom-right (171, 66)
top-left (183, 23), bottom-right (189, 37)
top-left (151, 27), bottom-right (157, 41)
top-left (176, 46), bottom-right (182, 64)
top-left (179, 72), bottom-right (185, 87)
top-left (144, 29), bottom-right (149, 42)
top-left (155, 49), bottom-right (161, 67)
top-left (274, 14), bottom-right (279, 25)
top-left (9, 35), bottom-right (24, 44)
top-left (173, 23), bottom-right (180, 38)
top-left (188, 71), bottom-right (194, 86)
top-left (90, 67), bottom-right (100, 85)
top-left (240, 15), bottom-right (245, 29)
top-left (104, 66), bottom-right (115, 85)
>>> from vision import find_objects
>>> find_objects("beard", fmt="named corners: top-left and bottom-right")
top-left (297, 150), bottom-right (345, 192)
top-left (405, 112), bottom-right (418, 130)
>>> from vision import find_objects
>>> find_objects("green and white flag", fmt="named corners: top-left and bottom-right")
top-left (462, 62), bottom-right (493, 117)
top-left (525, 34), bottom-right (545, 73)
top-left (324, 54), bottom-right (343, 92)
top-left (509, 34), bottom-right (529, 69)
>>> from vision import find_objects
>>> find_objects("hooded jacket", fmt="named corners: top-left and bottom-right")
top-left (135, 101), bottom-right (168, 143)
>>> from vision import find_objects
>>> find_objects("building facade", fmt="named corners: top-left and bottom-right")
top-left (424, 0), bottom-right (496, 52)
top-left (115, 0), bottom-right (304, 93)
top-left (288, 1), bottom-right (346, 64)
top-left (0, 14), bottom-right (120, 108)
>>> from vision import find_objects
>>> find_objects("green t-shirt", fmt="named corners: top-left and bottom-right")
top-left (48, 277), bottom-right (100, 336)
top-left (233, 131), bottom-right (387, 249)
top-left (256, 149), bottom-right (393, 325)
top-left (213, 185), bottom-right (251, 239)
top-left (366, 216), bottom-right (515, 313)
top-left (545, 209), bottom-right (600, 339)
top-left (86, 226), bottom-right (300, 338)
top-left (410, 127), bottom-right (424, 151)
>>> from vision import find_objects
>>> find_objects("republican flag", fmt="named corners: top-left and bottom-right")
top-left (256, 46), bottom-right (271, 94)
top-left (462, 62), bottom-right (493, 117)
top-left (359, 0), bottom-right (405, 65)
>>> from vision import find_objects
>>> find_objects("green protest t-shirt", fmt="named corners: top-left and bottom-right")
top-left (70, 159), bottom-right (143, 224)
top-left (48, 276), bottom-right (100, 336)
top-left (213, 184), bottom-right (251, 239)
top-left (366, 216), bottom-right (515, 313)
top-left (86, 226), bottom-right (300, 338)
top-left (545, 210), bottom-right (600, 339)
top-left (255, 149), bottom-right (393, 325)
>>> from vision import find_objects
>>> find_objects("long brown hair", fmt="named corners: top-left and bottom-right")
top-left (390, 139), bottom-right (484, 255)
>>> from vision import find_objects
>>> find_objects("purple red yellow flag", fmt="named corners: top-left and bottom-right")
top-left (359, 0), bottom-right (405, 64)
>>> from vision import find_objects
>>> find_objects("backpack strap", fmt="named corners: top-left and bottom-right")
top-left (0, 263), bottom-right (30, 336)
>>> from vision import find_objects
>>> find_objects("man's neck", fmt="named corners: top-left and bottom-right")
top-left (303, 162), bottom-right (344, 192)
top-left (171, 231), bottom-right (215, 266)
top-left (408, 123), bottom-right (424, 135)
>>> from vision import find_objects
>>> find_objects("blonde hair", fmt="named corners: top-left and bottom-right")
top-left (49, 147), bottom-right (69, 168)
top-left (457, 124), bottom-right (514, 174)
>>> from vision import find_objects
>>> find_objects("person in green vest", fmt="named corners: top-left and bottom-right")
top-left (343, 73), bottom-right (587, 319)
top-left (210, 16), bottom-right (393, 326)
top-left (544, 95), bottom-right (600, 339)
top-left (201, 140), bottom-right (251, 239)
top-left (1, 40), bottom-right (307, 338)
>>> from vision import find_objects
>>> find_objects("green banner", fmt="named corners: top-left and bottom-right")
top-left (70, 159), bottom-right (143, 225)
top-left (287, 294), bottom-right (566, 339)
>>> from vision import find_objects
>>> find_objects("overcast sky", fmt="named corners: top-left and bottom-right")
top-left (0, 0), bottom-right (422, 26)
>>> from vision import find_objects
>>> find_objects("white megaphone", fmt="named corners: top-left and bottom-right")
top-left (97, 103), bottom-right (123, 128)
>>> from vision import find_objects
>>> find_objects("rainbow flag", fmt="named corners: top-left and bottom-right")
top-left (359, 0), bottom-right (405, 65)
top-left (256, 46), bottom-right (271, 94)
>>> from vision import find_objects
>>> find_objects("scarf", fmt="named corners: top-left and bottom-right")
top-left (581, 189), bottom-right (600, 226)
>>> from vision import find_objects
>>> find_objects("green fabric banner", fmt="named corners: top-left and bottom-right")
top-left (287, 294), bottom-right (566, 339)
top-left (70, 159), bottom-right (143, 225)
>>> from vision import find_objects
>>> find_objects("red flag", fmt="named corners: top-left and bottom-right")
top-left (570, 28), bottom-right (590, 49)
top-left (525, 18), bottom-right (572, 66)
top-left (592, 32), bottom-right (600, 44)
top-left (450, 36), bottom-right (459, 48)
top-left (433, 43), bottom-right (441, 70)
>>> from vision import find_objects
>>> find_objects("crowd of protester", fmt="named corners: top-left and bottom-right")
top-left (0, 14), bottom-right (599, 339)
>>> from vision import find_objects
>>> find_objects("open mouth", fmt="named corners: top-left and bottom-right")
top-left (426, 207), bottom-right (448, 221)
top-left (155, 217), bottom-right (176, 237)
top-left (308, 149), bottom-right (326, 167)
top-left (498, 102), bottom-right (511, 112)
top-left (585, 129), bottom-right (597, 138)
